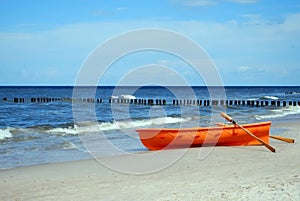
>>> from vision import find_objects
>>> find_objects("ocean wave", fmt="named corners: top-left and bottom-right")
top-left (255, 106), bottom-right (300, 120)
top-left (47, 116), bottom-right (187, 135)
top-left (62, 141), bottom-right (78, 150)
top-left (261, 96), bottom-right (279, 100)
top-left (110, 94), bottom-right (136, 99)
top-left (247, 96), bottom-right (279, 101)
top-left (0, 117), bottom-right (188, 138)
top-left (285, 91), bottom-right (300, 95)
top-left (47, 126), bottom-right (81, 135)
top-left (43, 141), bottom-right (79, 151)
top-left (0, 127), bottom-right (13, 140)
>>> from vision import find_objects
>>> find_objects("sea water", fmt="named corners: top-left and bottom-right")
top-left (1, 86), bottom-right (300, 169)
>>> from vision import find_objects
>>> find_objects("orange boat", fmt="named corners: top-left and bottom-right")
top-left (136, 122), bottom-right (272, 151)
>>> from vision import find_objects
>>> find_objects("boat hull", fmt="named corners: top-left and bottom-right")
top-left (136, 122), bottom-right (272, 151)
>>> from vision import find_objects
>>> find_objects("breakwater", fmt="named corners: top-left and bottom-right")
top-left (2, 97), bottom-right (300, 107)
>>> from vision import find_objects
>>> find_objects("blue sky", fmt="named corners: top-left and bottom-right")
top-left (0, 0), bottom-right (299, 86)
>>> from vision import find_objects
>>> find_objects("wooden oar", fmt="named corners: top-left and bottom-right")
top-left (220, 112), bottom-right (276, 153)
top-left (270, 135), bottom-right (295, 143)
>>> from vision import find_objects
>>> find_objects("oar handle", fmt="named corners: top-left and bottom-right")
top-left (270, 135), bottom-right (295, 143)
top-left (221, 112), bottom-right (236, 124)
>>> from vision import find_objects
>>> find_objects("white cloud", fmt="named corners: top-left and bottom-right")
top-left (238, 66), bottom-right (250, 72)
top-left (173, 0), bottom-right (260, 7)
top-left (115, 64), bottom-right (192, 86)
top-left (90, 10), bottom-right (108, 16)
top-left (279, 13), bottom-right (300, 32)
top-left (157, 59), bottom-right (189, 67)
top-left (227, 0), bottom-right (260, 4)
top-left (116, 7), bottom-right (128, 11)
top-left (182, 0), bottom-right (218, 7)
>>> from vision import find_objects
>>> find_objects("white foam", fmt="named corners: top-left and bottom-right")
top-left (114, 117), bottom-right (187, 129)
top-left (255, 106), bottom-right (300, 120)
top-left (262, 96), bottom-right (279, 100)
top-left (0, 128), bottom-right (13, 140)
top-left (119, 95), bottom-right (136, 99)
top-left (110, 95), bottom-right (136, 99)
top-left (47, 126), bottom-right (79, 135)
top-left (62, 141), bottom-right (78, 150)
top-left (46, 117), bottom-right (187, 135)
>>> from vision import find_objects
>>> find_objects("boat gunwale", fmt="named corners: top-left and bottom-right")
top-left (136, 121), bottom-right (272, 133)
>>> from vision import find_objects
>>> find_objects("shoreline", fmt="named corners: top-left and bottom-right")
top-left (0, 119), bottom-right (297, 171)
top-left (1, 121), bottom-right (299, 200)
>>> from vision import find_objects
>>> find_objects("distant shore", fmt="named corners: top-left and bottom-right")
top-left (1, 121), bottom-right (299, 201)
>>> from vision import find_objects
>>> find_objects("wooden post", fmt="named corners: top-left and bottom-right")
top-left (271, 101), bottom-right (275, 106)
top-left (260, 101), bottom-right (264, 107)
top-left (198, 100), bottom-right (202, 106)
top-left (220, 100), bottom-right (224, 106)
top-left (265, 101), bottom-right (269, 106)
top-left (212, 100), bottom-right (218, 106)
top-left (282, 101), bottom-right (286, 107)
top-left (277, 101), bottom-right (281, 107)
top-left (256, 100), bottom-right (260, 107)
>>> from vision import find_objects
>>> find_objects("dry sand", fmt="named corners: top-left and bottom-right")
top-left (1, 122), bottom-right (299, 201)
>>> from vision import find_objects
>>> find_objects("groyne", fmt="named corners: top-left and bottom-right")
top-left (2, 97), bottom-right (300, 107)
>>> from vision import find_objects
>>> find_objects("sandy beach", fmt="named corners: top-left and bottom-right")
top-left (1, 121), bottom-right (299, 201)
